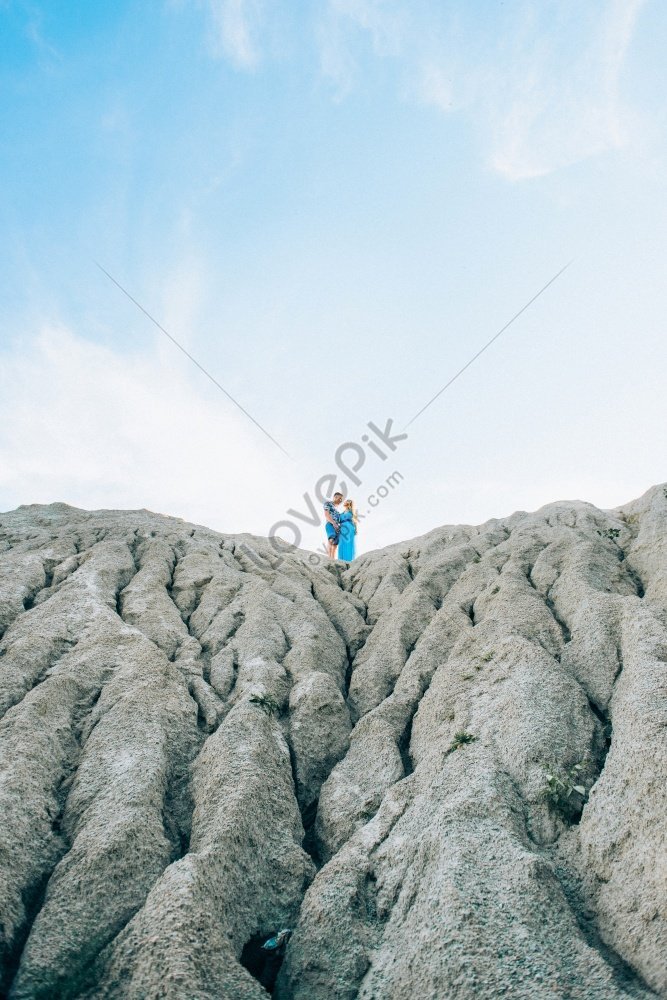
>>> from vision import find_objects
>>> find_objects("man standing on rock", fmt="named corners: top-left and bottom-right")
top-left (324, 492), bottom-right (344, 558)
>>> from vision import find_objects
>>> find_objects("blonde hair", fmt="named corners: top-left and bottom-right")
top-left (344, 499), bottom-right (359, 528)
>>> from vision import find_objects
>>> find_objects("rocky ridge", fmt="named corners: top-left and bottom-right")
top-left (0, 486), bottom-right (666, 999)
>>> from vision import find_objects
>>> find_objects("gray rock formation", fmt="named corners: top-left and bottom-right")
top-left (0, 486), bottom-right (665, 999)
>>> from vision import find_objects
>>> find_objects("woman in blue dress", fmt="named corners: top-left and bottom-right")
top-left (338, 500), bottom-right (358, 561)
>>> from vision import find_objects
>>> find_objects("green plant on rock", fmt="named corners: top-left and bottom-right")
top-left (249, 692), bottom-right (280, 716)
top-left (481, 651), bottom-right (494, 663)
top-left (597, 527), bottom-right (620, 541)
top-left (449, 731), bottom-right (477, 753)
top-left (541, 762), bottom-right (588, 821)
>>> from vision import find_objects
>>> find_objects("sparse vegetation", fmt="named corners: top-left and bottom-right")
top-left (481, 651), bottom-right (494, 662)
top-left (597, 527), bottom-right (621, 541)
top-left (249, 693), bottom-right (280, 716)
top-left (541, 762), bottom-right (588, 821)
top-left (491, 586), bottom-right (500, 595)
top-left (448, 731), bottom-right (477, 753)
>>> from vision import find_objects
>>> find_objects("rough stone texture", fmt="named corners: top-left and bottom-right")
top-left (0, 487), bottom-right (665, 999)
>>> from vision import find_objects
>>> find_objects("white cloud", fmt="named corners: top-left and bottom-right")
top-left (0, 326), bottom-right (421, 556)
top-left (315, 0), bottom-right (646, 180)
top-left (191, 1), bottom-right (646, 179)
top-left (329, 0), bottom-right (404, 54)
top-left (319, 0), bottom-right (405, 97)
top-left (0, 326), bottom-right (299, 537)
top-left (417, 62), bottom-right (453, 113)
top-left (486, 0), bottom-right (646, 180)
top-left (204, 0), bottom-right (262, 69)
top-left (24, 8), bottom-right (62, 66)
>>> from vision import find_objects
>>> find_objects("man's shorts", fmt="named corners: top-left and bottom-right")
top-left (325, 523), bottom-right (339, 543)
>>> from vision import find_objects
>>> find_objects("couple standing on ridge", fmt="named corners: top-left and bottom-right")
top-left (323, 492), bottom-right (358, 561)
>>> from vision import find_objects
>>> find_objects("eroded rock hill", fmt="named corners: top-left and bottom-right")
top-left (0, 488), bottom-right (666, 1000)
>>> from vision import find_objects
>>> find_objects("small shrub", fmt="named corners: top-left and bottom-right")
top-left (490, 586), bottom-right (500, 595)
top-left (249, 693), bottom-right (280, 716)
top-left (449, 731), bottom-right (476, 753)
top-left (597, 527), bottom-right (620, 541)
top-left (541, 762), bottom-right (588, 821)
top-left (481, 651), bottom-right (494, 662)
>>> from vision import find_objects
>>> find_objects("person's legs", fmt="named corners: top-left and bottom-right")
top-left (329, 532), bottom-right (339, 558)
top-left (325, 524), bottom-right (339, 558)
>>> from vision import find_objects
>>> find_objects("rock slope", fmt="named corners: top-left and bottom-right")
top-left (0, 487), bottom-right (666, 1000)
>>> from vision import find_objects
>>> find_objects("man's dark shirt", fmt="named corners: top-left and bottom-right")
top-left (323, 500), bottom-right (341, 526)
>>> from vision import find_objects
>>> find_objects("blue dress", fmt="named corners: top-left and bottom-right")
top-left (338, 511), bottom-right (356, 561)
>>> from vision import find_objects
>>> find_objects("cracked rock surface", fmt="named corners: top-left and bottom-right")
top-left (0, 487), bottom-right (665, 999)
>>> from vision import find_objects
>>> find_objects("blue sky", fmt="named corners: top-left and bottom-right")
top-left (1, 0), bottom-right (665, 553)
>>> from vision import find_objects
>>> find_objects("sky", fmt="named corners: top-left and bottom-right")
top-left (0, 0), bottom-right (665, 555)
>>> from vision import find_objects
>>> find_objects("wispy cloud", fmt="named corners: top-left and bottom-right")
top-left (329, 0), bottom-right (405, 54)
top-left (314, 0), bottom-right (647, 179)
top-left (191, 1), bottom-right (646, 178)
top-left (9, 2), bottom-right (63, 69)
top-left (319, 0), bottom-right (406, 97)
top-left (488, 0), bottom-right (646, 180)
top-left (204, 0), bottom-right (263, 69)
top-left (417, 62), bottom-right (453, 113)
top-left (0, 326), bottom-right (297, 533)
